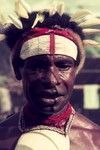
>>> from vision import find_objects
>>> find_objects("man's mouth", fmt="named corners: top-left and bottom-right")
top-left (38, 90), bottom-right (64, 99)
top-left (35, 90), bottom-right (64, 106)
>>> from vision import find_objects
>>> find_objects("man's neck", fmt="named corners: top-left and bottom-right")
top-left (23, 103), bottom-right (73, 129)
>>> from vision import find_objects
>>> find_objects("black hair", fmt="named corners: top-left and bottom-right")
top-left (5, 11), bottom-right (84, 49)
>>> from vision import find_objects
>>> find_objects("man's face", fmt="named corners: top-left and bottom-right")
top-left (21, 55), bottom-right (77, 115)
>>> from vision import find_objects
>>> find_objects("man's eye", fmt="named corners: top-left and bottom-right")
top-left (25, 63), bottom-right (49, 72)
top-left (27, 61), bottom-right (45, 68)
top-left (56, 62), bottom-right (73, 70)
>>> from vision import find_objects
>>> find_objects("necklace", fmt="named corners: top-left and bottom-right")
top-left (18, 104), bottom-right (75, 136)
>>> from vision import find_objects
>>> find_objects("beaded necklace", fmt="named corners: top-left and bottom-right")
top-left (18, 103), bottom-right (75, 136)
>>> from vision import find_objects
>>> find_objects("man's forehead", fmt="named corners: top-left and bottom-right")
top-left (25, 54), bottom-right (75, 63)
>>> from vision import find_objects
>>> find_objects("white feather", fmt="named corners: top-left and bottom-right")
top-left (32, 13), bottom-right (44, 28)
top-left (83, 28), bottom-right (100, 35)
top-left (79, 18), bottom-right (100, 27)
top-left (83, 39), bottom-right (100, 48)
top-left (20, 0), bottom-right (32, 13)
top-left (71, 10), bottom-right (91, 22)
top-left (49, 4), bottom-right (57, 16)
top-left (0, 34), bottom-right (6, 41)
top-left (9, 15), bottom-right (23, 29)
top-left (56, 2), bottom-right (64, 16)
top-left (0, 14), bottom-right (7, 26)
top-left (15, 0), bottom-right (29, 18)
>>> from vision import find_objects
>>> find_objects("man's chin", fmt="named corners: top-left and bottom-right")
top-left (35, 104), bottom-right (67, 116)
top-left (28, 95), bottom-right (69, 115)
top-left (39, 111), bottom-right (54, 116)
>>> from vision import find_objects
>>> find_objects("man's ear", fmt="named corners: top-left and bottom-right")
top-left (13, 66), bottom-right (22, 80)
top-left (12, 56), bottom-right (24, 80)
top-left (12, 58), bottom-right (24, 80)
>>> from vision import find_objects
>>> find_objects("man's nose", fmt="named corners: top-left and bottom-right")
top-left (49, 67), bottom-right (61, 85)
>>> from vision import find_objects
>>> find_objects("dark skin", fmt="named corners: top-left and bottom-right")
top-left (19, 54), bottom-right (77, 115)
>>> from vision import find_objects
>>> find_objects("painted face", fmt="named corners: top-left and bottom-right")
top-left (21, 54), bottom-right (77, 115)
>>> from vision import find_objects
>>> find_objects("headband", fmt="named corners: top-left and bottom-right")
top-left (20, 28), bottom-right (78, 60)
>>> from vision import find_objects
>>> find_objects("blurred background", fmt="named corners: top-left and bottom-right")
top-left (0, 0), bottom-right (100, 124)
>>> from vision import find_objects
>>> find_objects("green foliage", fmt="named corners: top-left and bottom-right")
top-left (86, 47), bottom-right (100, 57)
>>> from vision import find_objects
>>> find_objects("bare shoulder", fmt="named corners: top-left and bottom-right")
top-left (72, 112), bottom-right (100, 130)
top-left (69, 112), bottom-right (100, 149)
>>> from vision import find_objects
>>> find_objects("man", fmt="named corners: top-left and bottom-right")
top-left (0, 0), bottom-right (100, 149)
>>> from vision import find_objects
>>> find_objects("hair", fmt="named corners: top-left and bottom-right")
top-left (5, 12), bottom-right (84, 48)
top-left (4, 11), bottom-right (85, 80)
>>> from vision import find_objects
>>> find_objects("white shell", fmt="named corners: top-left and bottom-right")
top-left (15, 129), bottom-right (70, 150)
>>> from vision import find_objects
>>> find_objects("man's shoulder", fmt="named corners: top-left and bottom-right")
top-left (0, 113), bottom-right (21, 149)
top-left (0, 113), bottom-right (19, 127)
top-left (70, 112), bottom-right (100, 149)
top-left (73, 112), bottom-right (100, 130)
top-left (0, 113), bottom-right (20, 138)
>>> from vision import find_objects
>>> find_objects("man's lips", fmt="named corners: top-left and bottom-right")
top-left (31, 90), bottom-right (64, 106)
top-left (37, 90), bottom-right (64, 99)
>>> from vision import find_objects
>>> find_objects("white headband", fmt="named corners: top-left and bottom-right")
top-left (20, 35), bottom-right (78, 60)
